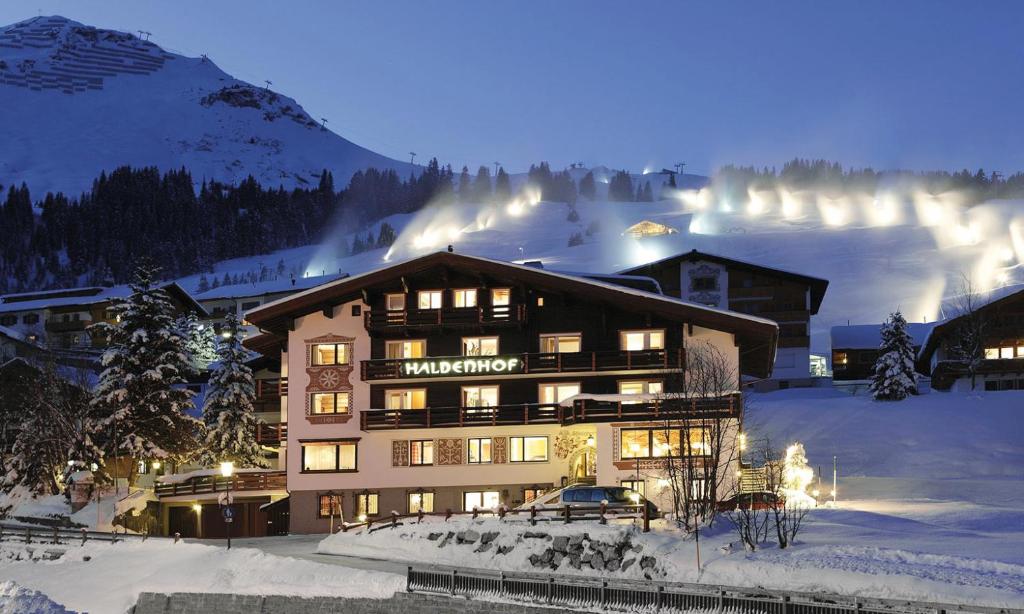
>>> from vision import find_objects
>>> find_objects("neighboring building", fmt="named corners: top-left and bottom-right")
top-left (0, 324), bottom-right (43, 364)
top-left (622, 220), bottom-right (678, 238)
top-left (193, 273), bottom-right (345, 337)
top-left (916, 287), bottom-right (1024, 392)
top-left (619, 249), bottom-right (828, 388)
top-left (0, 284), bottom-right (205, 352)
top-left (830, 323), bottom-right (935, 391)
top-left (244, 251), bottom-right (777, 534)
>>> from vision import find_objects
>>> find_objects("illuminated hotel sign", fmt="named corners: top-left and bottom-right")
top-left (402, 356), bottom-right (523, 377)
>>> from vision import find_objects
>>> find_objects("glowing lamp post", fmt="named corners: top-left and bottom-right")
top-left (220, 461), bottom-right (234, 549)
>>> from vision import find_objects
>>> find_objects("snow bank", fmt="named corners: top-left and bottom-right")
top-left (0, 540), bottom-right (404, 613)
top-left (0, 581), bottom-right (72, 614)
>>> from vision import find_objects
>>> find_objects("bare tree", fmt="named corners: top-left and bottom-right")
top-left (656, 341), bottom-right (741, 531)
top-left (948, 273), bottom-right (988, 390)
top-left (760, 440), bottom-right (811, 549)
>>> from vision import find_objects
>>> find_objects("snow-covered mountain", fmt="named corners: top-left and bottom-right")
top-left (0, 15), bottom-right (412, 196)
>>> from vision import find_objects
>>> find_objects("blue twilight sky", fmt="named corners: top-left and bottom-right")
top-left (3, 1), bottom-right (1022, 175)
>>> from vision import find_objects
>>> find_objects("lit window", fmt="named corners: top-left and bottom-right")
top-left (538, 382), bottom-right (580, 404)
top-left (523, 488), bottom-right (547, 503)
top-left (312, 343), bottom-right (350, 366)
top-left (620, 480), bottom-right (645, 497)
top-left (1018, 345), bottom-right (1024, 358)
top-left (620, 430), bottom-right (650, 458)
top-left (462, 385), bottom-right (499, 408)
top-left (386, 294), bottom-right (405, 311)
top-left (685, 428), bottom-right (711, 456)
top-left (356, 493), bottom-right (379, 517)
top-left (417, 290), bottom-right (442, 310)
top-left (410, 440), bottom-right (434, 466)
top-left (453, 289), bottom-right (478, 308)
top-left (491, 288), bottom-right (510, 306)
top-left (385, 389), bottom-right (426, 410)
top-left (539, 333), bottom-right (582, 353)
top-left (318, 494), bottom-right (342, 518)
top-left (618, 381), bottom-right (663, 395)
top-left (311, 392), bottom-right (349, 414)
top-left (463, 491), bottom-right (500, 511)
top-left (833, 351), bottom-right (849, 366)
top-left (536, 297), bottom-right (544, 307)
top-left (510, 436), bottom-right (548, 462)
top-left (301, 441), bottom-right (357, 472)
top-left (467, 438), bottom-right (492, 464)
top-left (652, 429), bottom-right (682, 457)
top-left (386, 339), bottom-right (425, 359)
top-left (408, 492), bottom-right (434, 513)
top-left (462, 336), bottom-right (499, 356)
top-left (621, 330), bottom-right (665, 351)
top-left (690, 479), bottom-right (708, 501)
top-left (984, 348), bottom-right (999, 359)
top-left (1000, 347), bottom-right (1014, 359)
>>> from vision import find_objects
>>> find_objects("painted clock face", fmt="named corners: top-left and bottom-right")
top-left (318, 369), bottom-right (341, 388)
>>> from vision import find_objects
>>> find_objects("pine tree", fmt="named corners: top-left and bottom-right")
top-left (579, 171), bottom-right (596, 201)
top-left (376, 222), bottom-right (397, 248)
top-left (90, 264), bottom-right (201, 477)
top-left (494, 167), bottom-right (511, 202)
top-left (197, 274), bottom-right (210, 293)
top-left (640, 181), bottom-right (654, 202)
top-left (177, 313), bottom-right (219, 368)
top-left (200, 313), bottom-right (268, 468)
top-left (471, 166), bottom-right (492, 203)
top-left (608, 170), bottom-right (634, 201)
top-left (458, 166), bottom-right (472, 203)
top-left (869, 311), bottom-right (918, 401)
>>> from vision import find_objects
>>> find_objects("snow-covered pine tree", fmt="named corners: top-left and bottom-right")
top-left (200, 312), bottom-right (268, 468)
top-left (90, 264), bottom-right (201, 479)
top-left (869, 310), bottom-right (918, 401)
top-left (176, 312), bottom-right (218, 368)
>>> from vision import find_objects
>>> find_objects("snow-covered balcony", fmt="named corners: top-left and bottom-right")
top-left (154, 468), bottom-right (286, 500)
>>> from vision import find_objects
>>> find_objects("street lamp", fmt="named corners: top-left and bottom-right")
top-left (220, 461), bottom-right (234, 549)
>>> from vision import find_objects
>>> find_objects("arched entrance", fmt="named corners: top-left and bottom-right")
top-left (567, 446), bottom-right (597, 485)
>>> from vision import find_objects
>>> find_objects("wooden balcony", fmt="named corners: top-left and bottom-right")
top-left (360, 348), bottom-right (684, 381)
top-left (154, 471), bottom-right (286, 498)
top-left (360, 394), bottom-right (740, 431)
top-left (255, 422), bottom-right (287, 445)
top-left (364, 305), bottom-right (526, 331)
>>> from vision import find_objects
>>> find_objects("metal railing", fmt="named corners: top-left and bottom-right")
top-left (361, 348), bottom-right (684, 380)
top-left (406, 565), bottom-right (1022, 614)
top-left (154, 471), bottom-right (286, 498)
top-left (360, 394), bottom-right (741, 431)
top-left (342, 503), bottom-right (651, 534)
top-left (364, 305), bottom-right (526, 330)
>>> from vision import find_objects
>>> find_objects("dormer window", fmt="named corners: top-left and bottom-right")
top-left (692, 276), bottom-right (716, 291)
top-left (417, 290), bottom-right (442, 310)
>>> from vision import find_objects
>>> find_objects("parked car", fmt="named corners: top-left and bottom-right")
top-left (518, 485), bottom-right (659, 517)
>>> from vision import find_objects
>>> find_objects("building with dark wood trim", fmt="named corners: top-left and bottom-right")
top-left (244, 251), bottom-right (777, 534)
top-left (619, 249), bottom-right (828, 388)
top-left (830, 323), bottom-right (935, 390)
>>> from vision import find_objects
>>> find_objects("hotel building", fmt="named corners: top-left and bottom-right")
top-left (244, 251), bottom-right (777, 534)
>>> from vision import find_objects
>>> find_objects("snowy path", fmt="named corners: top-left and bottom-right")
top-left (193, 534), bottom-right (410, 574)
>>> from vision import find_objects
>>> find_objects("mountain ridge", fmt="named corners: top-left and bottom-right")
top-left (0, 15), bottom-right (412, 196)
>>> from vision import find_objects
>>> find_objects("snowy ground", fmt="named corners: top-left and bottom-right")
top-left (0, 540), bottom-right (404, 613)
top-left (315, 388), bottom-right (1024, 608)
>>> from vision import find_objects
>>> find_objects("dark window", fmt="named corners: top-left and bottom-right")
top-left (23, 314), bottom-right (39, 324)
top-left (351, 305), bottom-right (361, 316)
top-left (241, 301), bottom-right (260, 311)
top-left (0, 315), bottom-right (16, 326)
top-left (984, 380), bottom-right (998, 391)
top-left (692, 277), bottom-right (716, 291)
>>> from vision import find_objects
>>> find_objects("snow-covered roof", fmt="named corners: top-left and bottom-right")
top-left (250, 250), bottom-right (778, 329)
top-left (830, 323), bottom-right (936, 350)
top-left (0, 286), bottom-right (130, 313)
top-left (193, 273), bottom-right (346, 301)
top-left (0, 324), bottom-right (41, 347)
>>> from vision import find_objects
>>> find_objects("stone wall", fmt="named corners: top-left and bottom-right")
top-left (132, 591), bottom-right (586, 614)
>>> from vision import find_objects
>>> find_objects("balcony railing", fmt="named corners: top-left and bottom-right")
top-left (364, 305), bottom-right (526, 331)
top-left (45, 319), bottom-right (91, 332)
top-left (360, 394), bottom-right (740, 431)
top-left (361, 348), bottom-right (684, 381)
top-left (154, 471), bottom-right (286, 498)
top-left (255, 422), bottom-right (287, 445)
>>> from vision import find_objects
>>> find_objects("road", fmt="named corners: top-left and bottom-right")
top-left (190, 533), bottom-right (410, 575)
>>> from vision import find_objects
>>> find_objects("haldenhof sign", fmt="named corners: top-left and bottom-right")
top-left (401, 355), bottom-right (523, 377)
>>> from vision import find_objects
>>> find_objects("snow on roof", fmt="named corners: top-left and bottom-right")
top-left (621, 220), bottom-right (678, 237)
top-left (830, 322), bottom-right (936, 350)
top-left (0, 324), bottom-right (40, 347)
top-left (156, 467), bottom-right (279, 484)
top-left (0, 285), bottom-right (131, 313)
top-left (249, 250), bottom-right (778, 329)
top-left (193, 273), bottom-right (346, 301)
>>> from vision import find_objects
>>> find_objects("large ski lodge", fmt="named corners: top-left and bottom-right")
top-left (243, 250), bottom-right (778, 533)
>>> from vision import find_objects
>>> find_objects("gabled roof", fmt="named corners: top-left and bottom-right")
top-left (916, 286), bottom-right (1024, 368)
top-left (618, 249), bottom-right (830, 314)
top-left (193, 273), bottom-right (347, 302)
top-left (0, 282), bottom-right (207, 317)
top-left (830, 323), bottom-right (936, 350)
top-left (246, 251), bottom-right (780, 378)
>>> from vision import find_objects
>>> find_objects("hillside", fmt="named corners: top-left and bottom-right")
top-left (0, 15), bottom-right (412, 196)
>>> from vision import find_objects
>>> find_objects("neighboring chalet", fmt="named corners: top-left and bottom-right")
top-left (244, 251), bottom-right (778, 534)
top-left (193, 273), bottom-right (345, 337)
top-left (830, 323), bottom-right (935, 391)
top-left (619, 249), bottom-right (829, 389)
top-left (0, 284), bottom-right (206, 352)
top-left (622, 220), bottom-right (678, 238)
top-left (916, 287), bottom-right (1024, 392)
